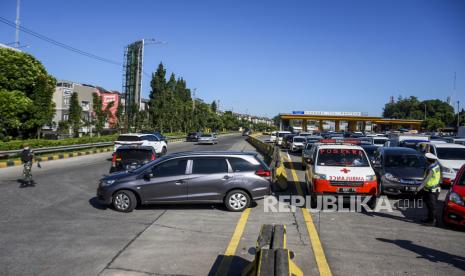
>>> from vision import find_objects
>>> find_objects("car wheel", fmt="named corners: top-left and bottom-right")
top-left (225, 190), bottom-right (251, 212)
top-left (112, 190), bottom-right (137, 212)
top-left (161, 147), bottom-right (167, 156)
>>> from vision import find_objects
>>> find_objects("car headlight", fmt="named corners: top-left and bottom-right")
top-left (101, 179), bottom-right (116, 187)
top-left (441, 166), bottom-right (454, 174)
top-left (449, 192), bottom-right (465, 206)
top-left (384, 173), bottom-right (400, 182)
top-left (313, 173), bottom-right (327, 180)
top-left (366, 174), bottom-right (377, 181)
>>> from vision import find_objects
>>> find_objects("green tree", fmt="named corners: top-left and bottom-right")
top-left (0, 48), bottom-right (56, 138)
top-left (0, 89), bottom-right (33, 139)
top-left (149, 63), bottom-right (167, 131)
top-left (92, 93), bottom-right (105, 136)
top-left (383, 96), bottom-right (455, 130)
top-left (114, 96), bottom-right (124, 130)
top-left (222, 111), bottom-right (240, 130)
top-left (211, 101), bottom-right (217, 113)
top-left (424, 118), bottom-right (445, 131)
top-left (68, 92), bottom-right (82, 137)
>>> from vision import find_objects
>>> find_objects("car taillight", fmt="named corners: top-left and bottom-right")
top-left (151, 153), bottom-right (156, 161)
top-left (111, 153), bottom-right (117, 166)
top-left (256, 169), bottom-right (271, 177)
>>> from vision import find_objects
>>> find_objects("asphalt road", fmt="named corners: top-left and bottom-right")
top-left (1, 134), bottom-right (464, 276)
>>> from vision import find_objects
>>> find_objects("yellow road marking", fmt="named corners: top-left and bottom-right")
top-left (215, 208), bottom-right (251, 275)
top-left (284, 155), bottom-right (332, 276)
top-left (224, 208), bottom-right (251, 256)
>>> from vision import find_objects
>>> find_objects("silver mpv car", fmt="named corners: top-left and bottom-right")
top-left (97, 151), bottom-right (272, 212)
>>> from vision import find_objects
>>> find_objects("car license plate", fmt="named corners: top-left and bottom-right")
top-left (337, 187), bottom-right (356, 193)
top-left (405, 186), bottom-right (417, 191)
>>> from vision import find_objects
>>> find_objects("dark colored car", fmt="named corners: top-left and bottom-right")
top-left (443, 164), bottom-right (465, 226)
top-left (110, 146), bottom-right (156, 173)
top-left (398, 139), bottom-right (426, 150)
top-left (360, 145), bottom-right (378, 163)
top-left (373, 147), bottom-right (427, 195)
top-left (242, 130), bottom-right (252, 136)
top-left (282, 134), bottom-right (297, 149)
top-left (97, 151), bottom-right (272, 212)
top-left (186, 132), bottom-right (202, 142)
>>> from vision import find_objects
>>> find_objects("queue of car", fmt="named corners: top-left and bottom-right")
top-left (273, 130), bottom-right (465, 214)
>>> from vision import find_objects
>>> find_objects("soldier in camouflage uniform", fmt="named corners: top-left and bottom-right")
top-left (20, 144), bottom-right (34, 186)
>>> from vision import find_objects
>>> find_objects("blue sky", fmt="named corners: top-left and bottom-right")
top-left (1, 0), bottom-right (464, 118)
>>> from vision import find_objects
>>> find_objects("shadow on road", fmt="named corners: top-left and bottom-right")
top-left (88, 197), bottom-right (108, 210)
top-left (208, 254), bottom-right (251, 276)
top-left (376, 238), bottom-right (465, 271)
top-left (283, 161), bottom-right (303, 171)
top-left (17, 179), bottom-right (36, 188)
top-left (88, 197), bottom-right (258, 212)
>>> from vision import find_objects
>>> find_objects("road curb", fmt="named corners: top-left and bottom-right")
top-left (0, 147), bottom-right (113, 168)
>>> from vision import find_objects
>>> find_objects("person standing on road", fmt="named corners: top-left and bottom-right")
top-left (20, 144), bottom-right (35, 187)
top-left (417, 153), bottom-right (441, 225)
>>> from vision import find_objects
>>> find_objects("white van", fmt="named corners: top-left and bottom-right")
top-left (275, 131), bottom-right (291, 146)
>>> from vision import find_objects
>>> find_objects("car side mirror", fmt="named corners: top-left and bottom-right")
top-left (143, 171), bottom-right (152, 181)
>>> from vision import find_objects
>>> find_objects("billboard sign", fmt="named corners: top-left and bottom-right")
top-left (123, 40), bottom-right (144, 128)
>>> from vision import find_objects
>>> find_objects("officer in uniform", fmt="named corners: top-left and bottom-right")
top-left (20, 144), bottom-right (34, 187)
top-left (417, 152), bottom-right (441, 225)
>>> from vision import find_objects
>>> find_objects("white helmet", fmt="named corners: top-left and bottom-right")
top-left (425, 153), bottom-right (438, 160)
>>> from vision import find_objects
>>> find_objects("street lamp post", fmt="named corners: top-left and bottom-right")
top-left (458, 101), bottom-right (461, 129)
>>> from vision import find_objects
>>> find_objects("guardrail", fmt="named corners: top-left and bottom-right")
top-left (242, 224), bottom-right (303, 276)
top-left (0, 142), bottom-right (115, 159)
top-left (0, 132), bottom-right (239, 159)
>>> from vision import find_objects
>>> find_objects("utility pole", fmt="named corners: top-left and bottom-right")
top-left (15, 0), bottom-right (21, 48)
top-left (458, 100), bottom-right (461, 129)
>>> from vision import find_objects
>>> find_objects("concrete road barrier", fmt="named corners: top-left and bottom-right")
top-left (246, 135), bottom-right (288, 191)
top-left (241, 224), bottom-right (303, 276)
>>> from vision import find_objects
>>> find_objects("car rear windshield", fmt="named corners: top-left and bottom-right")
top-left (362, 147), bottom-right (377, 156)
top-left (117, 149), bottom-right (152, 161)
top-left (384, 154), bottom-right (425, 168)
top-left (228, 157), bottom-right (262, 172)
top-left (305, 144), bottom-right (314, 150)
top-left (117, 135), bottom-right (140, 142)
top-left (293, 138), bottom-right (306, 143)
top-left (188, 132), bottom-right (198, 136)
top-left (373, 138), bottom-right (387, 145)
top-left (317, 148), bottom-right (369, 167)
top-left (436, 148), bottom-right (465, 160)
top-left (399, 141), bottom-right (421, 150)
top-left (278, 132), bottom-right (289, 137)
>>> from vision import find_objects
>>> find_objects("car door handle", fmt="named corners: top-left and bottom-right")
top-left (222, 175), bottom-right (232, 180)
top-left (175, 180), bottom-right (184, 185)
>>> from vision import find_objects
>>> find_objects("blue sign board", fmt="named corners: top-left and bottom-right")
top-left (292, 111), bottom-right (304, 114)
